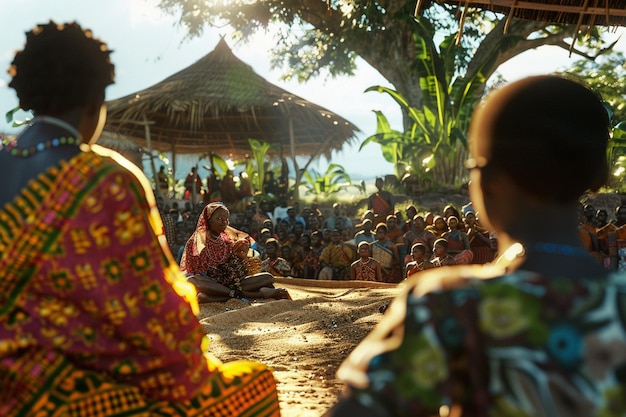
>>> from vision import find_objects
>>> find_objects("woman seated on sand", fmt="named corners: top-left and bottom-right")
top-left (181, 202), bottom-right (291, 302)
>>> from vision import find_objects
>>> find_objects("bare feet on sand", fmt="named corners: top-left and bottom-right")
top-left (260, 287), bottom-right (292, 300)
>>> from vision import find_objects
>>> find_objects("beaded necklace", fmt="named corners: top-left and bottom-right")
top-left (1, 116), bottom-right (82, 158)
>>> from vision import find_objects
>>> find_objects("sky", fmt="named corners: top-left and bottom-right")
top-left (1, 0), bottom-right (625, 181)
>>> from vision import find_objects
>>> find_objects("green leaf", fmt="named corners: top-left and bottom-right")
top-left (5, 107), bottom-right (31, 127)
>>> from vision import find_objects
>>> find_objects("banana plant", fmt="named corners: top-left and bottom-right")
top-left (242, 138), bottom-right (277, 193)
top-left (200, 151), bottom-right (230, 176)
top-left (608, 121), bottom-right (626, 191)
top-left (361, 16), bottom-right (487, 187)
top-left (301, 163), bottom-right (352, 199)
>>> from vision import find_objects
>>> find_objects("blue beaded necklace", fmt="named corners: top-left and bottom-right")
top-left (0, 116), bottom-right (82, 158)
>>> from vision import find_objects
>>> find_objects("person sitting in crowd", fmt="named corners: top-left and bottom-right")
top-left (385, 214), bottom-right (404, 249)
top-left (359, 209), bottom-right (376, 229)
top-left (0, 21), bottom-right (280, 417)
top-left (463, 203), bottom-right (497, 264)
top-left (371, 223), bottom-right (402, 283)
top-left (443, 215), bottom-right (473, 264)
top-left (596, 208), bottom-right (609, 229)
top-left (578, 202), bottom-right (604, 264)
top-left (262, 238), bottom-right (292, 277)
top-left (255, 227), bottom-right (272, 259)
top-left (285, 206), bottom-right (306, 231)
top-left (404, 242), bottom-right (434, 278)
top-left (306, 212), bottom-right (322, 235)
top-left (402, 204), bottom-right (418, 233)
top-left (319, 229), bottom-right (356, 280)
top-left (430, 237), bottom-right (457, 267)
top-left (329, 75), bottom-right (620, 417)
top-left (424, 211), bottom-right (434, 228)
top-left (402, 215), bottom-right (436, 264)
top-left (442, 204), bottom-right (464, 227)
top-left (428, 214), bottom-right (449, 237)
top-left (281, 240), bottom-right (300, 277)
top-left (354, 218), bottom-right (376, 245)
top-left (324, 202), bottom-right (353, 232)
top-left (180, 202), bottom-right (290, 302)
top-left (303, 230), bottom-right (324, 279)
top-left (322, 228), bottom-right (333, 246)
top-left (350, 242), bottom-right (383, 282)
top-left (299, 234), bottom-right (313, 277)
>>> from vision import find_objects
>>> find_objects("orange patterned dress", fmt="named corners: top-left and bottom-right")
top-left (0, 145), bottom-right (280, 416)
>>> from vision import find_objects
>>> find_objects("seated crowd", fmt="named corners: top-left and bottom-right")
top-left (156, 195), bottom-right (495, 284)
top-left (157, 193), bottom-right (626, 289)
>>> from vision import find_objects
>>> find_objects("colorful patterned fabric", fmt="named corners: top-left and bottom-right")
top-left (369, 192), bottom-right (393, 220)
top-left (352, 259), bottom-right (381, 282)
top-left (180, 203), bottom-right (252, 290)
top-left (180, 202), bottom-right (233, 273)
top-left (431, 254), bottom-right (457, 267)
top-left (319, 243), bottom-right (355, 269)
top-left (469, 230), bottom-right (495, 264)
top-left (337, 265), bottom-right (626, 417)
top-left (0, 146), bottom-right (280, 416)
top-left (404, 260), bottom-right (432, 278)
top-left (262, 257), bottom-right (291, 277)
top-left (372, 240), bottom-right (402, 283)
top-left (372, 241), bottom-right (394, 269)
top-left (445, 231), bottom-right (473, 265)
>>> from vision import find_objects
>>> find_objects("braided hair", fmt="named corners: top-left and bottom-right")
top-left (8, 21), bottom-right (115, 115)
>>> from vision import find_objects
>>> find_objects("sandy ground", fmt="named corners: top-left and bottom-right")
top-left (198, 278), bottom-right (403, 417)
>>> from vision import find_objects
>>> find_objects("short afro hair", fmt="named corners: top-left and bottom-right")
top-left (8, 21), bottom-right (115, 115)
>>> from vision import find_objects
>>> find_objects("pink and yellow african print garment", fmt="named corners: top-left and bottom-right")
top-left (0, 146), bottom-right (280, 417)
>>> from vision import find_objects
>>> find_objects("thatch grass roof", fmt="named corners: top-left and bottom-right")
top-left (96, 131), bottom-right (145, 168)
top-left (426, 0), bottom-right (626, 26)
top-left (104, 38), bottom-right (359, 160)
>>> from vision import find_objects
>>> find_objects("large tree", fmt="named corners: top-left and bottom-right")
top-left (564, 51), bottom-right (626, 191)
top-left (158, 0), bottom-right (617, 185)
top-left (565, 51), bottom-right (626, 125)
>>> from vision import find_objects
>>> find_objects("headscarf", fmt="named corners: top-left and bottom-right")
top-left (180, 203), bottom-right (231, 274)
top-left (462, 202), bottom-right (475, 217)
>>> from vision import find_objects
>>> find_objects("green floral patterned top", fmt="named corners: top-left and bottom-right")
top-left (337, 268), bottom-right (626, 417)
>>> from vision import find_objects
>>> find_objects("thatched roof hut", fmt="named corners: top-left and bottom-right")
top-left (96, 132), bottom-right (145, 169)
top-left (420, 0), bottom-right (626, 26)
top-left (104, 38), bottom-right (359, 161)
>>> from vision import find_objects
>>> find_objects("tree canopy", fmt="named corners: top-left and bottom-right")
top-left (158, 0), bottom-right (620, 186)
top-left (158, 1), bottom-right (614, 103)
top-left (565, 51), bottom-right (626, 125)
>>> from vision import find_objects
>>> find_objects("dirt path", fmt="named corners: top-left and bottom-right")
top-left (198, 279), bottom-right (403, 416)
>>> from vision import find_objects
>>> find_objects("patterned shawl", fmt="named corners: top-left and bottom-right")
top-left (0, 146), bottom-right (212, 413)
top-left (180, 203), bottom-right (233, 274)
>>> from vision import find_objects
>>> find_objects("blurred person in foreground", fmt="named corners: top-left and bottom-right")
top-left (326, 75), bottom-right (622, 416)
top-left (0, 21), bottom-right (280, 416)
